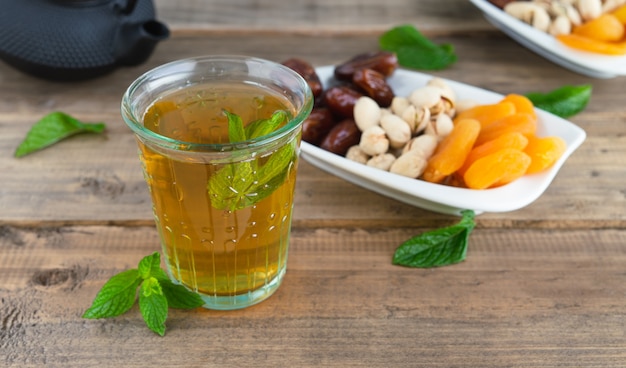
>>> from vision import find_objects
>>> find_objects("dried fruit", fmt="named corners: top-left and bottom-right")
top-left (501, 94), bottom-right (536, 119)
top-left (463, 148), bottom-right (531, 189)
top-left (457, 131), bottom-right (529, 176)
top-left (422, 118), bottom-right (481, 183)
top-left (474, 112), bottom-right (537, 146)
top-left (556, 33), bottom-right (626, 55)
top-left (454, 101), bottom-right (516, 128)
top-left (572, 13), bottom-right (625, 42)
top-left (524, 135), bottom-right (567, 174)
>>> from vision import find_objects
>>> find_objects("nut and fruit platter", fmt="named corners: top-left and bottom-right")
top-left (283, 52), bottom-right (569, 192)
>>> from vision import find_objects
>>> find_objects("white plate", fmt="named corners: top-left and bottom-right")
top-left (299, 66), bottom-right (586, 215)
top-left (470, 0), bottom-right (626, 79)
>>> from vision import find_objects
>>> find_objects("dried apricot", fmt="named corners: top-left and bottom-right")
top-left (501, 94), bottom-right (536, 119)
top-left (457, 131), bottom-right (529, 176)
top-left (573, 14), bottom-right (625, 42)
top-left (474, 112), bottom-right (537, 146)
top-left (524, 135), bottom-right (567, 174)
top-left (556, 34), bottom-right (626, 55)
top-left (454, 101), bottom-right (516, 128)
top-left (422, 118), bottom-right (481, 183)
top-left (463, 148), bottom-right (531, 190)
top-left (612, 4), bottom-right (626, 24)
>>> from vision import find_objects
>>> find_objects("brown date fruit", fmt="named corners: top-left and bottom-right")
top-left (320, 118), bottom-right (361, 156)
top-left (323, 86), bottom-right (363, 119)
top-left (302, 107), bottom-right (337, 145)
top-left (334, 51), bottom-right (398, 81)
top-left (352, 68), bottom-right (394, 107)
top-left (281, 58), bottom-right (323, 99)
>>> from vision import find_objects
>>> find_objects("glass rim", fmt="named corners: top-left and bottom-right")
top-left (120, 55), bottom-right (314, 152)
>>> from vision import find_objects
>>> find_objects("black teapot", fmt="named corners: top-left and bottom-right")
top-left (0, 0), bottom-right (169, 81)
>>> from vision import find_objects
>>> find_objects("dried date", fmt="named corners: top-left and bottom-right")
top-left (334, 51), bottom-right (398, 81)
top-left (352, 68), bottom-right (394, 107)
top-left (302, 107), bottom-right (337, 145)
top-left (320, 118), bottom-right (361, 156)
top-left (323, 86), bottom-right (363, 119)
top-left (281, 58), bottom-right (324, 99)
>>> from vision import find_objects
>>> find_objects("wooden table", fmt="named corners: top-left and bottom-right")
top-left (1, 1), bottom-right (625, 366)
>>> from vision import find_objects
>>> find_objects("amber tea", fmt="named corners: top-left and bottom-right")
top-left (122, 56), bottom-right (313, 309)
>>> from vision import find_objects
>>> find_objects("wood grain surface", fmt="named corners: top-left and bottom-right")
top-left (1, 2), bottom-right (625, 367)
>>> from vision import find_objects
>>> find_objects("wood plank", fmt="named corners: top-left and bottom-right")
top-left (1, 225), bottom-right (625, 366)
top-left (154, 0), bottom-right (489, 33)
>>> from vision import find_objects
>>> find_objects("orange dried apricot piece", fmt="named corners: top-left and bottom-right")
top-left (612, 4), bottom-right (626, 24)
top-left (463, 148), bottom-right (531, 190)
top-left (524, 135), bottom-right (567, 174)
top-left (454, 101), bottom-right (516, 128)
top-left (573, 14), bottom-right (625, 42)
top-left (422, 118), bottom-right (481, 184)
top-left (556, 34), bottom-right (626, 55)
top-left (457, 131), bottom-right (529, 176)
top-left (501, 94), bottom-right (536, 119)
top-left (474, 112), bottom-right (537, 146)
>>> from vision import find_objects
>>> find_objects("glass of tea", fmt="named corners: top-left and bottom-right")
top-left (121, 56), bottom-right (313, 309)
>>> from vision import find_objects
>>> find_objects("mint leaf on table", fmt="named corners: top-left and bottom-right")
top-left (14, 111), bottom-right (106, 157)
top-left (82, 269), bottom-right (142, 319)
top-left (208, 110), bottom-right (294, 211)
top-left (139, 277), bottom-right (168, 336)
top-left (393, 210), bottom-right (476, 268)
top-left (525, 84), bottom-right (592, 118)
top-left (379, 24), bottom-right (457, 70)
top-left (83, 252), bottom-right (204, 336)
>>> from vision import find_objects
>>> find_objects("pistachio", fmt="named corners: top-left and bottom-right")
top-left (390, 96), bottom-right (410, 116)
top-left (367, 153), bottom-right (396, 171)
top-left (380, 114), bottom-right (412, 149)
top-left (389, 151), bottom-right (428, 178)
top-left (577, 0), bottom-right (602, 21)
top-left (402, 134), bottom-right (438, 158)
top-left (408, 86), bottom-right (442, 110)
top-left (425, 113), bottom-right (454, 140)
top-left (504, 2), bottom-right (552, 32)
top-left (549, 14), bottom-right (572, 35)
top-left (359, 125), bottom-right (389, 156)
top-left (345, 145), bottom-right (370, 164)
top-left (401, 105), bottom-right (431, 134)
top-left (353, 96), bottom-right (381, 132)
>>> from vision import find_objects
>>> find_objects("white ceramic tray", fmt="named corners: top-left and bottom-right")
top-left (299, 66), bottom-right (586, 215)
top-left (470, 0), bottom-right (626, 79)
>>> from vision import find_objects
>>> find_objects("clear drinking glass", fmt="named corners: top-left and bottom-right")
top-left (121, 56), bottom-right (313, 309)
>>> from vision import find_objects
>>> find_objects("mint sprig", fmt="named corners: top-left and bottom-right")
top-left (83, 252), bottom-right (204, 336)
top-left (207, 110), bottom-right (294, 211)
top-left (393, 210), bottom-right (475, 268)
top-left (379, 24), bottom-right (457, 70)
top-left (14, 111), bottom-right (106, 157)
top-left (525, 84), bottom-right (592, 118)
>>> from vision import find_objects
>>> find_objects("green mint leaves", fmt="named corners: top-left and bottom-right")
top-left (525, 84), bottom-right (592, 118)
top-left (14, 111), bottom-right (106, 157)
top-left (83, 252), bottom-right (204, 336)
top-left (379, 24), bottom-right (457, 70)
top-left (207, 110), bottom-right (294, 211)
top-left (393, 210), bottom-right (476, 268)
